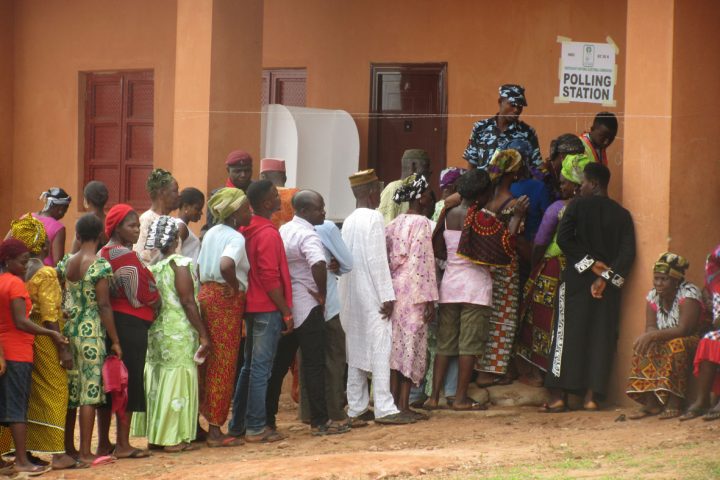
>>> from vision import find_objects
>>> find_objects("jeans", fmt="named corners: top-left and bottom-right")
top-left (228, 311), bottom-right (283, 436)
top-left (266, 306), bottom-right (328, 428)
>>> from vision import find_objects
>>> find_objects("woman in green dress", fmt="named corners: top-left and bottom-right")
top-left (131, 216), bottom-right (210, 452)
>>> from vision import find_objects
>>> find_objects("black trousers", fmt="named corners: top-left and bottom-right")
top-left (266, 305), bottom-right (328, 428)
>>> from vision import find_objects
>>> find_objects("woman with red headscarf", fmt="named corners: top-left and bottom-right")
top-left (0, 239), bottom-right (67, 475)
top-left (96, 205), bottom-right (159, 459)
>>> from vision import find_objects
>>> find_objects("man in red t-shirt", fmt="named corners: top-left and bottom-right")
top-left (227, 180), bottom-right (293, 443)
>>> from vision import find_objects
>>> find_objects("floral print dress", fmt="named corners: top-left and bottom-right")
top-left (58, 256), bottom-right (114, 407)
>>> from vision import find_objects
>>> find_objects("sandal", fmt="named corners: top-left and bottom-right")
top-left (311, 421), bottom-right (350, 436)
top-left (206, 436), bottom-right (245, 448)
top-left (679, 408), bottom-right (707, 421)
top-left (658, 408), bottom-right (682, 420)
top-left (408, 410), bottom-right (430, 421)
top-left (245, 429), bottom-right (287, 443)
top-left (91, 455), bottom-right (115, 467)
top-left (703, 410), bottom-right (720, 422)
top-left (347, 417), bottom-right (369, 428)
top-left (114, 448), bottom-right (151, 459)
top-left (452, 401), bottom-right (488, 411)
top-left (628, 407), bottom-right (661, 420)
top-left (539, 401), bottom-right (568, 413)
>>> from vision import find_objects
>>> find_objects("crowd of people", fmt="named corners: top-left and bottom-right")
top-left (0, 83), bottom-right (718, 475)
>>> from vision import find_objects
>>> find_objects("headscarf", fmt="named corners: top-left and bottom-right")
top-left (207, 187), bottom-right (248, 223)
top-left (499, 84), bottom-right (527, 107)
top-left (146, 168), bottom-right (174, 196)
top-left (560, 153), bottom-right (592, 185)
top-left (504, 138), bottom-right (533, 171)
top-left (393, 174), bottom-right (430, 204)
top-left (487, 149), bottom-right (522, 182)
top-left (105, 204), bottom-right (135, 239)
top-left (10, 215), bottom-right (47, 255)
top-left (145, 215), bottom-right (179, 251)
top-left (654, 252), bottom-right (690, 280)
top-left (39, 187), bottom-right (71, 211)
top-left (439, 167), bottom-right (466, 190)
top-left (0, 238), bottom-right (30, 264)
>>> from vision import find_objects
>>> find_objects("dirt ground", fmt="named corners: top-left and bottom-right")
top-left (31, 391), bottom-right (720, 480)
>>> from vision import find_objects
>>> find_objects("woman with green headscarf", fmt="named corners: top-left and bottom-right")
top-left (515, 153), bottom-right (591, 387)
top-left (196, 188), bottom-right (252, 447)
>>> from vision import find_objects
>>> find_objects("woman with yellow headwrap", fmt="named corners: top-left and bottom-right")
top-left (515, 153), bottom-right (591, 386)
top-left (196, 188), bottom-right (252, 447)
top-left (0, 216), bottom-right (79, 469)
top-left (626, 252), bottom-right (706, 420)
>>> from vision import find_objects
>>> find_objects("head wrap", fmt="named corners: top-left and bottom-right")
top-left (551, 134), bottom-right (585, 158)
top-left (349, 169), bottom-right (379, 188)
top-left (487, 149), bottom-right (523, 182)
top-left (439, 167), bottom-right (466, 190)
top-left (39, 187), bottom-right (71, 211)
top-left (401, 149), bottom-right (430, 163)
top-left (225, 150), bottom-right (253, 167)
top-left (260, 158), bottom-right (286, 173)
top-left (10, 215), bottom-right (47, 255)
top-left (146, 168), bottom-right (175, 195)
top-left (504, 139), bottom-right (533, 168)
top-left (560, 153), bottom-right (593, 185)
top-left (393, 174), bottom-right (430, 204)
top-left (0, 238), bottom-right (30, 265)
top-left (145, 215), bottom-right (179, 252)
top-left (105, 204), bottom-right (135, 239)
top-left (499, 84), bottom-right (527, 107)
top-left (654, 252), bottom-right (689, 280)
top-left (208, 187), bottom-right (248, 223)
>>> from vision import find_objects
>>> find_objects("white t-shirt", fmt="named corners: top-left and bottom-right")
top-left (197, 224), bottom-right (250, 290)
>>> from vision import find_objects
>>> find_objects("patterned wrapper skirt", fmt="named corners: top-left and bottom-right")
top-left (198, 282), bottom-right (245, 426)
top-left (626, 335), bottom-right (699, 405)
top-left (516, 256), bottom-right (564, 372)
top-left (693, 330), bottom-right (720, 395)
top-left (475, 260), bottom-right (520, 375)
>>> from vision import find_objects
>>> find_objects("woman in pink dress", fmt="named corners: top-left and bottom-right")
top-left (33, 187), bottom-right (72, 266)
top-left (386, 175), bottom-right (439, 421)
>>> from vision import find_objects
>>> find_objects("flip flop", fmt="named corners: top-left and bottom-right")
top-left (418, 402), bottom-right (445, 411)
top-left (679, 408), bottom-right (706, 421)
top-left (452, 401), bottom-right (488, 411)
top-left (628, 408), bottom-right (660, 420)
top-left (347, 417), bottom-right (369, 428)
top-left (658, 408), bottom-right (681, 420)
top-left (206, 436), bottom-right (245, 448)
top-left (245, 429), bottom-right (286, 444)
top-left (91, 455), bottom-right (115, 467)
top-left (13, 464), bottom-right (50, 476)
top-left (539, 402), bottom-right (568, 413)
top-left (53, 458), bottom-right (90, 470)
top-left (114, 448), bottom-right (151, 459)
top-left (703, 410), bottom-right (720, 422)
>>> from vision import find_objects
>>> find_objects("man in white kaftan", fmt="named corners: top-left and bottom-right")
top-left (339, 169), bottom-right (413, 424)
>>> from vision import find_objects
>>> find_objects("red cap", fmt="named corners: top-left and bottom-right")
top-left (225, 150), bottom-right (252, 166)
top-left (260, 158), bottom-right (286, 173)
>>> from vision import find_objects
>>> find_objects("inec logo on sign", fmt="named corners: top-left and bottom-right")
top-left (583, 45), bottom-right (595, 67)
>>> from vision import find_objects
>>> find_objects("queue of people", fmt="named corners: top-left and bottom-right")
top-left (0, 83), bottom-right (718, 477)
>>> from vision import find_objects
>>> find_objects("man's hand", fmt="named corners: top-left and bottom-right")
top-left (223, 283), bottom-right (240, 298)
top-left (328, 259), bottom-right (340, 274)
top-left (380, 301), bottom-right (394, 320)
top-left (0, 356), bottom-right (5, 376)
top-left (59, 349), bottom-right (74, 370)
top-left (591, 277), bottom-right (607, 299)
top-left (444, 192), bottom-right (461, 210)
top-left (281, 314), bottom-right (294, 336)
top-left (591, 261), bottom-right (609, 277)
top-left (198, 335), bottom-right (212, 356)
top-left (51, 331), bottom-right (69, 346)
top-left (308, 289), bottom-right (325, 306)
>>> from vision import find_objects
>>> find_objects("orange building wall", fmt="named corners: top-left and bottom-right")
top-left (9, 0), bottom-right (178, 235)
top-left (0, 0), bottom-right (14, 230)
top-left (262, 0), bottom-right (627, 198)
top-left (669, 0), bottom-right (720, 288)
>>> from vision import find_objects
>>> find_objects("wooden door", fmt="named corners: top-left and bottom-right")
top-left (369, 63), bottom-right (447, 191)
top-left (262, 68), bottom-right (307, 107)
top-left (84, 70), bottom-right (154, 209)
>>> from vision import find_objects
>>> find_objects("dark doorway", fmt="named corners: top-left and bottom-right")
top-left (369, 63), bottom-right (447, 190)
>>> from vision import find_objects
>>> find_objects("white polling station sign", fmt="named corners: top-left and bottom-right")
top-left (555, 37), bottom-right (617, 106)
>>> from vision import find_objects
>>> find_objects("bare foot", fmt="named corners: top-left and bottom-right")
top-left (51, 453), bottom-right (78, 470)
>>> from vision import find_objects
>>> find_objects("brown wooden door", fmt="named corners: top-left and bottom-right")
top-left (84, 70), bottom-right (154, 210)
top-left (369, 63), bottom-right (447, 191)
top-left (262, 68), bottom-right (307, 107)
